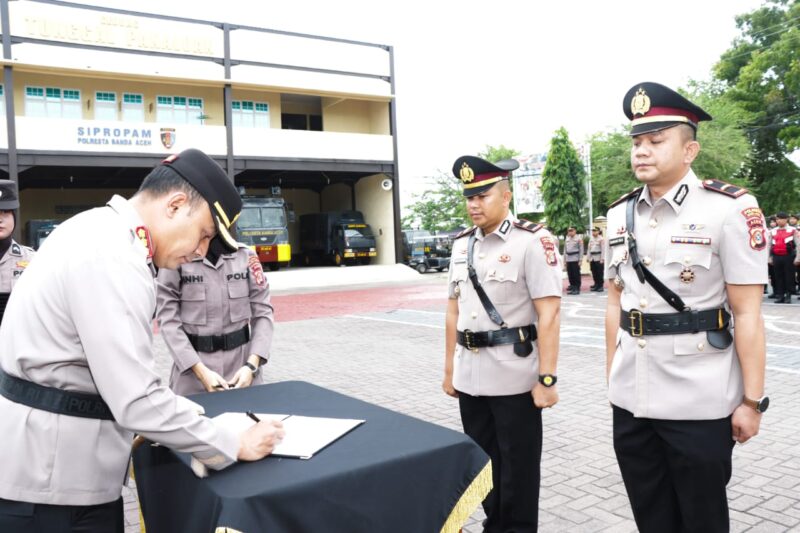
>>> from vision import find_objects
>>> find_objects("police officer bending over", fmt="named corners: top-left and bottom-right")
top-left (0, 180), bottom-right (34, 325)
top-left (605, 82), bottom-right (768, 533)
top-left (443, 155), bottom-right (561, 533)
top-left (157, 235), bottom-right (274, 395)
top-left (0, 149), bottom-right (284, 532)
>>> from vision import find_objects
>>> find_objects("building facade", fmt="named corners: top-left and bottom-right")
top-left (0, 0), bottom-right (401, 263)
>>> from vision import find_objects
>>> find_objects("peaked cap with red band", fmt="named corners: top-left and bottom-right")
top-left (624, 81), bottom-right (712, 136)
top-left (452, 155), bottom-right (519, 198)
top-left (160, 148), bottom-right (242, 252)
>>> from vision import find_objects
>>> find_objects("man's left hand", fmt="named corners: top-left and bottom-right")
top-left (229, 366), bottom-right (255, 389)
top-left (731, 403), bottom-right (762, 443)
top-left (532, 383), bottom-right (559, 409)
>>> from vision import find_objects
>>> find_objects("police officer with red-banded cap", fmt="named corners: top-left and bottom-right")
top-left (604, 82), bottom-right (769, 532)
top-left (0, 180), bottom-right (35, 324)
top-left (443, 155), bottom-right (562, 532)
top-left (0, 148), bottom-right (284, 532)
top-left (769, 211), bottom-right (796, 303)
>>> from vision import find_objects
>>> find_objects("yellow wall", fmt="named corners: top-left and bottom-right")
top-left (14, 72), bottom-right (226, 125)
top-left (355, 174), bottom-right (395, 265)
top-left (322, 98), bottom-right (389, 134)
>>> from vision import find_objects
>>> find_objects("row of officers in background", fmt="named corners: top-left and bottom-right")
top-left (765, 212), bottom-right (800, 303)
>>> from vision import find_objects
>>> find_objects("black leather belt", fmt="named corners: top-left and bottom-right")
top-left (0, 368), bottom-right (114, 421)
top-left (621, 308), bottom-right (730, 337)
top-left (457, 324), bottom-right (537, 351)
top-left (186, 325), bottom-right (250, 353)
top-left (566, 251), bottom-right (579, 255)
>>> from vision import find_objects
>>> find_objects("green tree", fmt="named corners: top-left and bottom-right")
top-left (541, 127), bottom-right (587, 235)
top-left (714, 0), bottom-right (800, 212)
top-left (401, 171), bottom-right (469, 231)
top-left (478, 144), bottom-right (519, 163)
top-left (588, 127), bottom-right (635, 216)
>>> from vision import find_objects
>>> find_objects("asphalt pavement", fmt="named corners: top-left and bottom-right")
top-left (124, 266), bottom-right (800, 533)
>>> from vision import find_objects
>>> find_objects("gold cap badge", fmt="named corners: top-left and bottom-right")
top-left (631, 87), bottom-right (651, 117)
top-left (459, 163), bottom-right (475, 183)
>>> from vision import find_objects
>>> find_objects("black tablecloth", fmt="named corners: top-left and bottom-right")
top-left (133, 380), bottom-right (490, 533)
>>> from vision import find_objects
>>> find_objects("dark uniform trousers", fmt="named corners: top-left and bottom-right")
top-left (589, 260), bottom-right (604, 289)
top-left (612, 406), bottom-right (735, 533)
top-left (0, 497), bottom-right (123, 533)
top-left (772, 254), bottom-right (795, 298)
top-left (459, 392), bottom-right (542, 533)
top-left (566, 262), bottom-right (581, 291)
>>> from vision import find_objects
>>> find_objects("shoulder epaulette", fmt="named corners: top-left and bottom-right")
top-left (609, 186), bottom-right (643, 209)
top-left (454, 226), bottom-right (477, 239)
top-left (513, 219), bottom-right (543, 234)
top-left (701, 179), bottom-right (748, 198)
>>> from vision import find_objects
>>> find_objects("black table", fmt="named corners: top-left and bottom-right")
top-left (133, 381), bottom-right (491, 533)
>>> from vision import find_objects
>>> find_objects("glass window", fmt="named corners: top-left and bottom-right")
top-left (95, 91), bottom-right (117, 121)
top-left (25, 86), bottom-right (80, 119)
top-left (157, 95), bottom-right (203, 124)
top-left (233, 100), bottom-right (270, 128)
top-left (122, 93), bottom-right (144, 122)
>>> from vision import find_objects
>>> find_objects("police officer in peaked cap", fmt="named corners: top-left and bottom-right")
top-left (443, 155), bottom-right (562, 532)
top-left (0, 148), bottom-right (284, 532)
top-left (604, 82), bottom-right (769, 532)
top-left (0, 179), bottom-right (35, 324)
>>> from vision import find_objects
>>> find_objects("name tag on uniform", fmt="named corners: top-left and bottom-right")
top-left (453, 257), bottom-right (466, 264)
top-left (608, 236), bottom-right (626, 247)
top-left (670, 236), bottom-right (711, 245)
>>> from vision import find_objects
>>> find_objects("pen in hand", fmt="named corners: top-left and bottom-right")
top-left (246, 410), bottom-right (261, 423)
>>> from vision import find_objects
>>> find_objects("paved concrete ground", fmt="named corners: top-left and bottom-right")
top-left (125, 271), bottom-right (800, 532)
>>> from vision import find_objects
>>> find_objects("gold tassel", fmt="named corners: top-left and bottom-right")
top-left (440, 460), bottom-right (493, 533)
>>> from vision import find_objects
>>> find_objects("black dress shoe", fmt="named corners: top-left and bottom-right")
top-left (776, 295), bottom-right (789, 303)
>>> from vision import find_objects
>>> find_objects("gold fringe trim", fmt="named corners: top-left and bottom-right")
top-left (440, 460), bottom-right (493, 533)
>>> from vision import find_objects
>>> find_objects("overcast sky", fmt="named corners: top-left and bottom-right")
top-left (83, 0), bottom-right (765, 204)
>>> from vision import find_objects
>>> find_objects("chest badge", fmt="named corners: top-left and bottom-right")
top-left (679, 266), bottom-right (695, 284)
top-left (498, 254), bottom-right (511, 263)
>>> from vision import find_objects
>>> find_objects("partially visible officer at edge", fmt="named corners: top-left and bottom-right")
top-left (0, 179), bottom-right (35, 324)
top-left (443, 155), bottom-right (561, 533)
top-left (157, 235), bottom-right (275, 395)
top-left (604, 82), bottom-right (768, 533)
top-left (0, 149), bottom-right (284, 532)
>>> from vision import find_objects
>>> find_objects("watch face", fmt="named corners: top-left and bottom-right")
top-left (758, 396), bottom-right (770, 413)
top-left (540, 374), bottom-right (556, 387)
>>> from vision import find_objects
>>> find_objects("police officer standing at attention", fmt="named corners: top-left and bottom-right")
top-left (0, 180), bottom-right (34, 324)
top-left (769, 212), bottom-right (796, 303)
top-left (605, 82), bottom-right (768, 533)
top-left (563, 226), bottom-right (584, 294)
top-left (157, 236), bottom-right (274, 395)
top-left (0, 149), bottom-right (284, 532)
top-left (586, 226), bottom-right (605, 292)
top-left (443, 155), bottom-right (562, 533)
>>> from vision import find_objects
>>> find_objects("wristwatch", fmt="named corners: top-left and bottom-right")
top-left (244, 362), bottom-right (258, 375)
top-left (743, 395), bottom-right (769, 413)
top-left (538, 374), bottom-right (557, 387)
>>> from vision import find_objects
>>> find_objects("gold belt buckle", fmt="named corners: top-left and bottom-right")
top-left (463, 330), bottom-right (479, 353)
top-left (628, 310), bottom-right (644, 337)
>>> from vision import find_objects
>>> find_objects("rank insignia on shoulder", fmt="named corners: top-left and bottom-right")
top-left (11, 243), bottom-right (21, 255)
top-left (134, 226), bottom-right (154, 259)
top-left (609, 187), bottom-right (643, 208)
top-left (513, 219), bottom-right (543, 234)
top-left (702, 179), bottom-right (747, 198)
top-left (454, 226), bottom-right (477, 239)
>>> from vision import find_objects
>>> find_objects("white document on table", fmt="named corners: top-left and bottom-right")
top-left (211, 412), bottom-right (364, 459)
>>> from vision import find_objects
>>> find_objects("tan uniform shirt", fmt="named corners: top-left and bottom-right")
top-left (563, 234), bottom-right (584, 263)
top-left (157, 245), bottom-right (275, 395)
top-left (0, 240), bottom-right (35, 293)
top-left (448, 214), bottom-right (562, 396)
top-left (586, 235), bottom-right (605, 262)
top-left (0, 195), bottom-right (240, 506)
top-left (604, 170), bottom-right (768, 420)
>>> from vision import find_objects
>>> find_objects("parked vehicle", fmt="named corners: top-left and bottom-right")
top-left (25, 219), bottom-right (59, 250)
top-left (408, 233), bottom-right (451, 273)
top-left (236, 196), bottom-right (291, 271)
top-left (300, 211), bottom-right (377, 266)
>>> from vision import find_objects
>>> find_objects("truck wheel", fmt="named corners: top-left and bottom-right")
top-left (416, 263), bottom-right (427, 274)
top-left (268, 263), bottom-right (280, 271)
top-left (333, 252), bottom-right (343, 266)
top-left (304, 254), bottom-right (312, 266)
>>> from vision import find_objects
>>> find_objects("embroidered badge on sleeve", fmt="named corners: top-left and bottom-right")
top-left (248, 255), bottom-right (267, 288)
